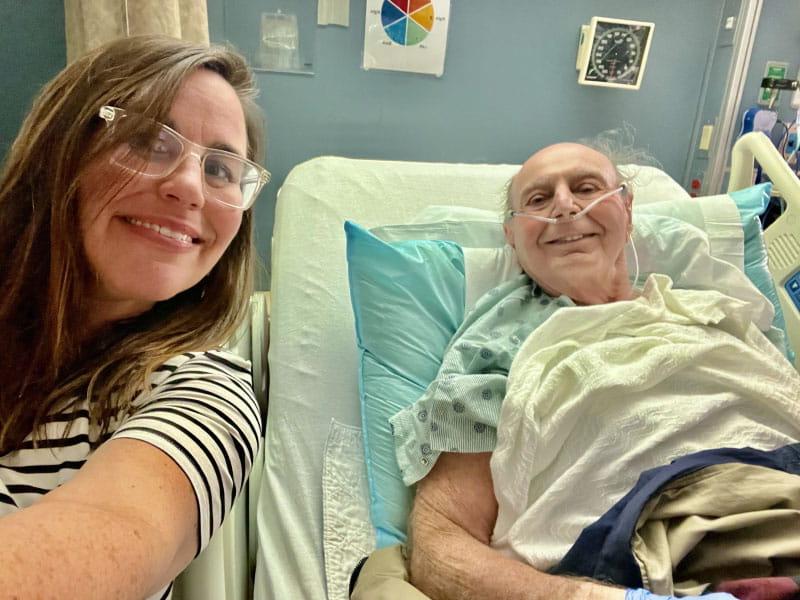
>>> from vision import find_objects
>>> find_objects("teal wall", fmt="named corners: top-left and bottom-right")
top-left (0, 0), bottom-right (66, 155)
top-left (741, 0), bottom-right (800, 127)
top-left (210, 0), bottom-right (726, 283)
top-left (683, 0), bottom-right (740, 192)
top-left (4, 1), bottom-right (796, 286)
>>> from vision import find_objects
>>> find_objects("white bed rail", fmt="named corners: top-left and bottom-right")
top-left (173, 292), bottom-right (270, 599)
top-left (728, 132), bottom-right (800, 369)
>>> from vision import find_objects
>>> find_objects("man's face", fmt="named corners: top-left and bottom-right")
top-left (503, 143), bottom-right (634, 305)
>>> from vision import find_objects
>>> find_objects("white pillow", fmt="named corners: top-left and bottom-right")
top-left (374, 194), bottom-right (749, 316)
top-left (371, 216), bottom-right (506, 248)
top-left (461, 214), bottom-right (773, 334)
top-left (618, 164), bottom-right (692, 205)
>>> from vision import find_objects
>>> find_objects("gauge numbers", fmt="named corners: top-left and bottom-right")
top-left (578, 17), bottom-right (654, 90)
top-left (591, 28), bottom-right (641, 81)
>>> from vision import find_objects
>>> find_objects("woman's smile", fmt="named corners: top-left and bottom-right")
top-left (123, 215), bottom-right (202, 247)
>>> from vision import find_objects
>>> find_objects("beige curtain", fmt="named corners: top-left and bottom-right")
top-left (65, 0), bottom-right (209, 63)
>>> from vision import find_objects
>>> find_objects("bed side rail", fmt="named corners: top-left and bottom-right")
top-left (728, 132), bottom-right (800, 369)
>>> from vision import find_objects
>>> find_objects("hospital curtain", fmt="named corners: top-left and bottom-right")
top-left (64, 0), bottom-right (209, 63)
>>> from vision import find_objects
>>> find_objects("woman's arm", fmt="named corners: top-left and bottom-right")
top-left (0, 437), bottom-right (197, 599)
top-left (408, 451), bottom-right (624, 600)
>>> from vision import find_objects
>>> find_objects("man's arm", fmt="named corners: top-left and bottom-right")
top-left (408, 451), bottom-right (624, 600)
top-left (0, 438), bottom-right (198, 599)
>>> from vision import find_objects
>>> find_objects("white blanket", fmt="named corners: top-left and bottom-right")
top-left (490, 274), bottom-right (800, 570)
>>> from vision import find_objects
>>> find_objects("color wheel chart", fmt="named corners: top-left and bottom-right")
top-left (381, 0), bottom-right (435, 46)
top-left (363, 0), bottom-right (450, 76)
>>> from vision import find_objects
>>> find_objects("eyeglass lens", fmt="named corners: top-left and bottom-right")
top-left (109, 114), bottom-right (260, 208)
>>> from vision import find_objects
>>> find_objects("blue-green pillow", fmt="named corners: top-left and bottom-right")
top-left (729, 183), bottom-right (793, 360)
top-left (345, 221), bottom-right (465, 548)
top-left (345, 183), bottom-right (791, 549)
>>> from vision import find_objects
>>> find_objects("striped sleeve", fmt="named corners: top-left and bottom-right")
top-left (112, 350), bottom-right (262, 555)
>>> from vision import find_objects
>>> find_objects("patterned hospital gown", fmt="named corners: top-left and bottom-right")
top-left (390, 274), bottom-right (575, 485)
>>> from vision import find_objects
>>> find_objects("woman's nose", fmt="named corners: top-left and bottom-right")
top-left (159, 153), bottom-right (206, 209)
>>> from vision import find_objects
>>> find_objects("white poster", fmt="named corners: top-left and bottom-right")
top-left (362, 0), bottom-right (451, 77)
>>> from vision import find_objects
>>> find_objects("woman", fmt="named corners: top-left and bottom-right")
top-left (353, 143), bottom-right (800, 600)
top-left (0, 35), bottom-right (267, 599)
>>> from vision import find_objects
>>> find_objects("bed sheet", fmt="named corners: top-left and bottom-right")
top-left (253, 157), bottom-right (689, 599)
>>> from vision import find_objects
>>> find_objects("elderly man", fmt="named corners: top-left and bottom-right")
top-left (350, 142), bottom-right (800, 600)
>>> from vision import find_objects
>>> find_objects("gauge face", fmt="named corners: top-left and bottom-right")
top-left (591, 28), bottom-right (640, 81)
top-left (581, 19), bottom-right (654, 88)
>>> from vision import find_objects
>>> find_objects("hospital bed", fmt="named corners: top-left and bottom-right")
top-left (181, 131), bottom-right (800, 599)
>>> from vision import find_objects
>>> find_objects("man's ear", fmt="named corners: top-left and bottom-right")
top-left (625, 188), bottom-right (635, 237)
top-left (503, 221), bottom-right (515, 248)
top-left (504, 174), bottom-right (518, 248)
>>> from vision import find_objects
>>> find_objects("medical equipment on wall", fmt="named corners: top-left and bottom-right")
top-left (758, 62), bottom-right (791, 107)
top-left (738, 77), bottom-right (800, 192)
top-left (576, 17), bottom-right (654, 90)
top-left (763, 76), bottom-right (800, 169)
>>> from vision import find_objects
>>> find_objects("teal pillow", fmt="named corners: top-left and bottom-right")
top-left (345, 221), bottom-right (465, 548)
top-left (729, 183), bottom-right (793, 360)
top-left (345, 183), bottom-right (791, 549)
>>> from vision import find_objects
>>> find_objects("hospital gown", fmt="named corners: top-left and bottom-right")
top-left (390, 273), bottom-right (574, 485)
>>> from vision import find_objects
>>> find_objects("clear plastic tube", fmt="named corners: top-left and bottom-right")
top-left (629, 232), bottom-right (640, 290)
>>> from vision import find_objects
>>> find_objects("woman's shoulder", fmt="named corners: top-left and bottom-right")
top-left (152, 349), bottom-right (251, 379)
top-left (137, 349), bottom-right (255, 405)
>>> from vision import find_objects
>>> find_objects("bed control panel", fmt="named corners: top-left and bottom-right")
top-left (786, 271), bottom-right (800, 310)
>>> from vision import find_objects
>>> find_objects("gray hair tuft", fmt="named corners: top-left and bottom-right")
top-left (502, 124), bottom-right (660, 215)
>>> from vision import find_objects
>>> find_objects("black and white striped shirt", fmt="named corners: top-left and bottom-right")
top-left (0, 349), bottom-right (263, 600)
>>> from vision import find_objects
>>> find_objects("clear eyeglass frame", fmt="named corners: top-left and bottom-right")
top-left (97, 105), bottom-right (270, 210)
top-left (507, 184), bottom-right (627, 224)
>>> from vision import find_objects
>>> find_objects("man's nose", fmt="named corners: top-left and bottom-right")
top-left (550, 186), bottom-right (579, 216)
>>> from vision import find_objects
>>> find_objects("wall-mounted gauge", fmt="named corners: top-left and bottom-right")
top-left (576, 17), bottom-right (654, 90)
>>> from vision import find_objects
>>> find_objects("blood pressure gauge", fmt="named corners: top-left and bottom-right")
top-left (577, 17), bottom-right (654, 90)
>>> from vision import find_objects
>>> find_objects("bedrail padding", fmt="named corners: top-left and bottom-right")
top-left (250, 292), bottom-right (270, 415)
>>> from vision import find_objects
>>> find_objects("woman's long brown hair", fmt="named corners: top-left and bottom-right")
top-left (0, 35), bottom-right (265, 453)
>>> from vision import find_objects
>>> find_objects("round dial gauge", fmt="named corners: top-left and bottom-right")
top-left (590, 27), bottom-right (641, 81)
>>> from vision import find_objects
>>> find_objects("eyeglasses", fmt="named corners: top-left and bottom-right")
top-left (98, 106), bottom-right (270, 210)
top-left (507, 184), bottom-right (627, 224)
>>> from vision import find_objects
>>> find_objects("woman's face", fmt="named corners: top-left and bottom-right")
top-left (503, 143), bottom-right (633, 305)
top-left (79, 69), bottom-right (248, 326)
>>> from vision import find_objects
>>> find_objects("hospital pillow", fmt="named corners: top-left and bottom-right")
top-left (345, 221), bottom-right (465, 548)
top-left (730, 185), bottom-right (790, 351)
top-left (346, 183), bottom-right (786, 549)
